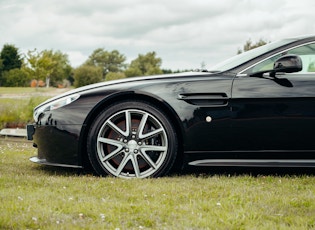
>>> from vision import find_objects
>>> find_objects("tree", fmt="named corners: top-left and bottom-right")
top-left (237, 39), bottom-right (268, 54)
top-left (0, 44), bottom-right (22, 71)
top-left (0, 59), bottom-right (4, 86)
top-left (0, 44), bottom-right (23, 86)
top-left (125, 51), bottom-right (163, 78)
top-left (24, 49), bottom-right (71, 87)
top-left (73, 65), bottom-right (103, 87)
top-left (41, 50), bottom-right (72, 87)
top-left (162, 69), bottom-right (173, 74)
top-left (24, 49), bottom-right (45, 86)
top-left (86, 48), bottom-right (126, 79)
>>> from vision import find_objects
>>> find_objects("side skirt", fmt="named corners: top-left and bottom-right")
top-left (189, 159), bottom-right (315, 167)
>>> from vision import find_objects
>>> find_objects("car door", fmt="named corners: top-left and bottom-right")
top-left (230, 42), bottom-right (315, 155)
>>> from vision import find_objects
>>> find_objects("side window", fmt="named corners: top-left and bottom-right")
top-left (247, 54), bottom-right (280, 73)
top-left (244, 43), bottom-right (315, 74)
top-left (287, 43), bottom-right (315, 72)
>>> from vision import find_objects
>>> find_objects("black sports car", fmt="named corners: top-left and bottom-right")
top-left (27, 35), bottom-right (315, 178)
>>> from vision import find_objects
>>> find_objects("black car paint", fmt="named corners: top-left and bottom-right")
top-left (32, 73), bottom-right (235, 167)
top-left (32, 71), bottom-right (315, 167)
top-left (232, 74), bottom-right (315, 153)
top-left (29, 36), bottom-right (315, 170)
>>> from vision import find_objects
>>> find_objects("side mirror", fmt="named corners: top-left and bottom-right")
top-left (273, 54), bottom-right (302, 73)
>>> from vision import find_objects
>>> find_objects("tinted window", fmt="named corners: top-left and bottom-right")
top-left (287, 43), bottom-right (315, 72)
top-left (244, 42), bottom-right (315, 74)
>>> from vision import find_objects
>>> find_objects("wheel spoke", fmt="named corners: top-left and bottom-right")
top-left (139, 151), bottom-right (158, 169)
top-left (138, 113), bottom-right (148, 137)
top-left (98, 137), bottom-right (121, 146)
top-left (141, 145), bottom-right (167, 152)
top-left (131, 155), bottom-right (141, 177)
top-left (107, 120), bottom-right (128, 137)
top-left (138, 113), bottom-right (164, 140)
top-left (114, 154), bottom-right (141, 177)
top-left (98, 137), bottom-right (124, 161)
top-left (139, 127), bottom-right (164, 140)
top-left (125, 110), bottom-right (132, 137)
top-left (115, 154), bottom-right (131, 176)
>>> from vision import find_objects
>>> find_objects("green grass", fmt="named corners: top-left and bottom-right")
top-left (0, 140), bottom-right (315, 229)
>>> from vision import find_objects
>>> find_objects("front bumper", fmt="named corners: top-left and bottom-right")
top-left (30, 156), bottom-right (82, 168)
top-left (26, 122), bottom-right (82, 167)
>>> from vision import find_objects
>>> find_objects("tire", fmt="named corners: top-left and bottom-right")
top-left (87, 100), bottom-right (178, 178)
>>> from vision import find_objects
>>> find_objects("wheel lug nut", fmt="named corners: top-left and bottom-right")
top-left (138, 142), bottom-right (142, 145)
top-left (125, 148), bottom-right (129, 152)
top-left (134, 149), bottom-right (138, 153)
top-left (123, 139), bottom-right (128, 143)
top-left (132, 135), bottom-right (136, 139)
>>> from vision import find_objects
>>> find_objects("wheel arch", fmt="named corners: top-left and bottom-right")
top-left (78, 91), bottom-right (184, 169)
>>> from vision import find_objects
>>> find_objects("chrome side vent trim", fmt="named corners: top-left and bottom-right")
top-left (178, 93), bottom-right (228, 107)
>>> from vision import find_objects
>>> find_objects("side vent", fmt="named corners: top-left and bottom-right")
top-left (178, 93), bottom-right (229, 107)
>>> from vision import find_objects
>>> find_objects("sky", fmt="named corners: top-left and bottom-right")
top-left (1, 0), bottom-right (315, 70)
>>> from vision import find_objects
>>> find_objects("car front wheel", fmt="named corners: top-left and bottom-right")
top-left (87, 100), bottom-right (178, 178)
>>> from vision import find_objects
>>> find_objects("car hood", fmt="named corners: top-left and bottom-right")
top-left (73, 71), bottom-right (211, 93)
top-left (35, 71), bottom-right (218, 109)
top-left (54, 71), bottom-right (212, 95)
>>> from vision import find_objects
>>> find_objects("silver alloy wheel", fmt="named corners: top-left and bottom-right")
top-left (96, 109), bottom-right (168, 178)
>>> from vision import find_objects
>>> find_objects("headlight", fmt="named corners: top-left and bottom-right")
top-left (34, 94), bottom-right (80, 122)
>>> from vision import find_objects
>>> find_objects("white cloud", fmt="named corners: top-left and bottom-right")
top-left (1, 0), bottom-right (315, 69)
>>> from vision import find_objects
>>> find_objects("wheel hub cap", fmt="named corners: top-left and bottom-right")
top-left (127, 140), bottom-right (139, 153)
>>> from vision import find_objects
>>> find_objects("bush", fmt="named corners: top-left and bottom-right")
top-left (1, 68), bottom-right (30, 87)
top-left (73, 65), bottom-right (103, 88)
top-left (105, 72), bottom-right (126, 81)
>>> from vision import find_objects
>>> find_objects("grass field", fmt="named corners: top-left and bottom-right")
top-left (0, 87), bottom-right (49, 94)
top-left (0, 97), bottom-right (49, 129)
top-left (0, 139), bottom-right (315, 229)
top-left (0, 87), bottom-right (70, 95)
top-left (0, 87), bottom-right (70, 129)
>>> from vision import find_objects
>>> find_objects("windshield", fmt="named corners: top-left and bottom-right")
top-left (209, 38), bottom-right (297, 72)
